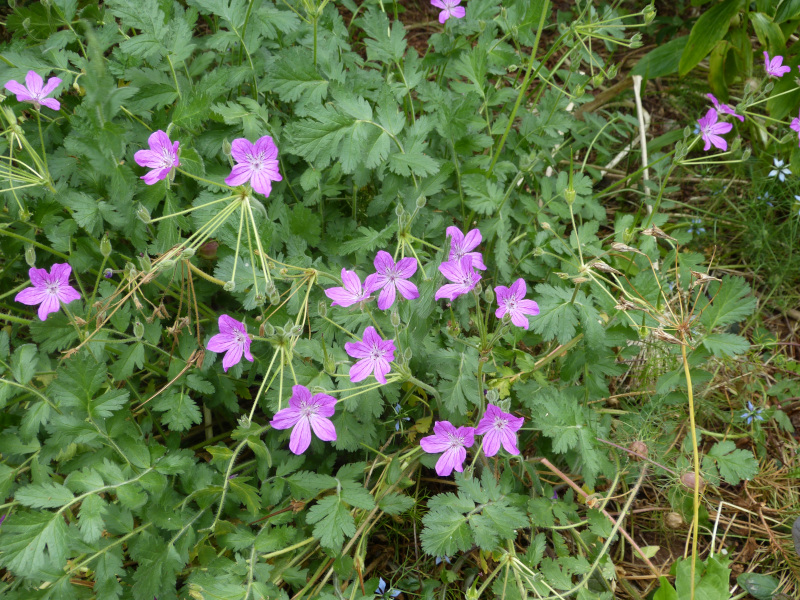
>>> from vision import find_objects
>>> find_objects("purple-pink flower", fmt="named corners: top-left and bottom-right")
top-left (446, 226), bottom-right (486, 270)
top-left (225, 136), bottom-right (282, 197)
top-left (431, 0), bottom-right (465, 23)
top-left (206, 315), bottom-right (254, 372)
top-left (791, 110), bottom-right (800, 147)
top-left (324, 268), bottom-right (370, 308)
top-left (697, 109), bottom-right (732, 152)
top-left (270, 385), bottom-right (337, 455)
top-left (435, 256), bottom-right (481, 301)
top-left (4, 71), bottom-right (62, 111)
top-left (494, 279), bottom-right (540, 329)
top-left (364, 251), bottom-right (419, 310)
top-left (15, 263), bottom-right (81, 321)
top-left (134, 130), bottom-right (180, 185)
top-left (764, 51), bottom-right (791, 78)
top-left (474, 404), bottom-right (524, 457)
top-left (420, 421), bottom-right (475, 476)
top-left (344, 326), bottom-right (395, 384)
top-left (706, 93), bottom-right (744, 123)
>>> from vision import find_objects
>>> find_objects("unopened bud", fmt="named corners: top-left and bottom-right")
top-left (133, 321), bottom-right (144, 339)
top-left (541, 222), bottom-right (552, 231)
top-left (180, 247), bottom-right (195, 259)
top-left (683, 126), bottom-right (692, 139)
top-left (395, 204), bottom-right (404, 217)
top-left (486, 389), bottom-right (499, 403)
top-left (289, 325), bottom-right (303, 337)
top-left (124, 262), bottom-right (137, 280)
top-left (159, 259), bottom-right (175, 271)
top-left (197, 240), bottom-right (218, 260)
top-left (591, 73), bottom-right (604, 88)
top-left (324, 354), bottom-right (336, 375)
top-left (24, 245), bottom-right (36, 266)
top-left (643, 4), bottom-right (656, 24)
top-left (318, 300), bottom-right (328, 318)
top-left (222, 139), bottom-right (232, 156)
top-left (269, 292), bottom-right (280, 305)
top-left (100, 235), bottom-right (111, 257)
top-left (390, 308), bottom-right (401, 328)
top-left (137, 253), bottom-right (152, 273)
top-left (765, 82), bottom-right (774, 93)
top-left (415, 196), bottom-right (426, 209)
top-left (629, 441), bottom-right (648, 460)
top-left (555, 272), bottom-right (569, 280)
top-left (741, 147), bottom-right (751, 161)
top-left (564, 188), bottom-right (576, 205)
top-left (484, 286), bottom-right (494, 304)
top-left (533, 247), bottom-right (544, 257)
top-left (403, 347), bottom-right (412, 362)
top-left (136, 205), bottom-right (151, 224)
top-left (680, 472), bottom-right (705, 492)
top-left (223, 280), bottom-right (236, 292)
top-left (629, 33), bottom-right (642, 49)
top-left (261, 322), bottom-right (275, 337)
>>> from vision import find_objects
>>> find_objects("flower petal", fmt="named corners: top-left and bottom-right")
top-left (394, 278), bottom-right (419, 301)
top-left (250, 170), bottom-right (274, 197)
top-left (376, 283), bottom-right (396, 310)
top-left (40, 76), bottom-right (61, 97)
top-left (481, 429), bottom-right (501, 457)
top-left (420, 433), bottom-right (450, 454)
top-left (288, 418), bottom-right (312, 454)
top-left (221, 344), bottom-right (244, 372)
top-left (37, 293), bottom-right (61, 321)
top-left (344, 340), bottom-right (370, 359)
top-left (349, 358), bottom-right (375, 382)
top-left (225, 163), bottom-right (253, 187)
top-left (340, 269), bottom-right (362, 294)
top-left (4, 80), bottom-right (32, 101)
top-left (309, 414), bottom-right (337, 442)
top-left (25, 71), bottom-right (44, 95)
top-left (325, 287), bottom-right (358, 307)
top-left (15, 286), bottom-right (48, 306)
top-left (56, 285), bottom-right (81, 305)
top-left (271, 406), bottom-right (301, 430)
top-left (254, 135), bottom-right (278, 160)
top-left (373, 250), bottom-right (395, 274)
top-left (230, 138), bottom-right (255, 163)
top-left (395, 257), bottom-right (417, 278)
top-left (39, 98), bottom-right (60, 111)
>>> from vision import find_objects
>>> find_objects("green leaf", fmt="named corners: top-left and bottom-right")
top-left (109, 342), bottom-right (145, 380)
top-left (678, 0), bottom-right (743, 76)
top-left (704, 441), bottom-right (758, 485)
top-left (10, 343), bottom-right (38, 384)
top-left (653, 578), bottom-right (679, 600)
top-left (0, 510), bottom-right (71, 577)
top-left (421, 493), bottom-right (474, 557)
top-left (152, 391), bottom-right (202, 432)
top-left (701, 333), bottom-right (749, 357)
top-left (736, 573), bottom-right (781, 600)
top-left (229, 477), bottom-right (262, 514)
top-left (632, 36), bottom-right (689, 78)
top-left (530, 284), bottom-right (579, 344)
top-left (78, 494), bottom-right (107, 543)
top-left (339, 225), bottom-right (395, 256)
top-left (378, 492), bottom-right (415, 515)
top-left (775, 0), bottom-right (800, 23)
top-left (433, 348), bottom-right (479, 414)
top-left (269, 47), bottom-right (329, 104)
top-left (751, 12), bottom-right (785, 54)
top-left (306, 495), bottom-right (355, 551)
top-left (389, 139), bottom-right (440, 177)
top-left (286, 471), bottom-right (337, 498)
top-left (15, 482), bottom-right (74, 509)
top-left (699, 276), bottom-right (757, 330)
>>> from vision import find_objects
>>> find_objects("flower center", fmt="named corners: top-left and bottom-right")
top-left (493, 417), bottom-right (508, 431)
top-left (504, 298), bottom-right (517, 312)
top-left (233, 330), bottom-right (247, 345)
top-left (247, 152), bottom-right (264, 172)
top-left (160, 147), bottom-right (175, 168)
top-left (369, 343), bottom-right (385, 362)
top-left (299, 401), bottom-right (319, 418)
top-left (446, 433), bottom-right (464, 449)
top-left (45, 281), bottom-right (60, 296)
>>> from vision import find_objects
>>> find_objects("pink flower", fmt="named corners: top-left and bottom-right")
top-left (344, 326), bottom-right (395, 384)
top-left (697, 109), bottom-right (732, 152)
top-left (446, 226), bottom-right (486, 270)
top-left (435, 256), bottom-right (481, 301)
top-left (791, 110), bottom-right (800, 147)
top-left (706, 93), bottom-right (744, 123)
top-left (270, 385), bottom-right (336, 455)
top-left (431, 0), bottom-right (465, 23)
top-left (324, 268), bottom-right (370, 307)
top-left (15, 263), bottom-right (81, 321)
top-left (364, 251), bottom-right (419, 310)
top-left (4, 71), bottom-right (62, 111)
top-left (494, 279), bottom-right (540, 329)
top-left (134, 130), bottom-right (180, 185)
top-left (474, 404), bottom-right (524, 457)
top-left (764, 51), bottom-right (791, 78)
top-left (206, 315), bottom-right (254, 372)
top-left (420, 421), bottom-right (475, 476)
top-left (225, 136), bottom-right (282, 197)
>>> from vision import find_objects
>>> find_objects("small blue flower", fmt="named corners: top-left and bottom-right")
top-left (687, 218), bottom-right (706, 235)
top-left (393, 403), bottom-right (411, 432)
top-left (739, 401), bottom-right (764, 425)
top-left (794, 195), bottom-right (800, 216)
top-left (768, 158), bottom-right (791, 182)
top-left (435, 556), bottom-right (452, 566)
top-left (376, 577), bottom-right (401, 598)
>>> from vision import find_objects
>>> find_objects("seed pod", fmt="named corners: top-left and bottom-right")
top-left (137, 253), bottom-right (152, 273)
top-left (24, 245), bottom-right (36, 266)
top-left (653, 328), bottom-right (683, 345)
top-left (690, 270), bottom-right (722, 288)
top-left (641, 225), bottom-right (677, 242)
top-left (136, 205), bottom-right (151, 224)
top-left (611, 242), bottom-right (644, 255)
top-left (590, 260), bottom-right (622, 275)
top-left (223, 280), bottom-right (236, 292)
top-left (615, 298), bottom-right (638, 311)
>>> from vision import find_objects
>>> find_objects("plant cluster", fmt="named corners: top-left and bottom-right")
top-left (0, 1), bottom-right (787, 599)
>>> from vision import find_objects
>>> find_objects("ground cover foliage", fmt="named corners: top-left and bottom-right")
top-left (0, 0), bottom-right (797, 599)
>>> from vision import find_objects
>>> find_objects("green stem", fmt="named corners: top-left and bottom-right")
top-left (681, 339), bottom-right (701, 600)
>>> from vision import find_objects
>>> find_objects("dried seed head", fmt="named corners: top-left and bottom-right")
top-left (590, 260), bottom-right (622, 275)
top-left (615, 298), bottom-right (638, 311)
top-left (572, 276), bottom-right (591, 284)
top-left (680, 472), bottom-right (705, 491)
top-left (641, 225), bottom-right (677, 242)
top-left (652, 328), bottom-right (683, 345)
top-left (611, 242), bottom-right (644, 255)
top-left (690, 270), bottom-right (722, 288)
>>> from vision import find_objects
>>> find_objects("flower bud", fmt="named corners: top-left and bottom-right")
top-left (680, 472), bottom-right (705, 492)
top-left (124, 262), bottom-right (137, 280)
top-left (555, 272), bottom-right (570, 280)
top-left (643, 4), bottom-right (656, 24)
top-left (262, 322), bottom-right (275, 337)
top-left (415, 195), bottom-right (426, 209)
top-left (591, 73), bottom-right (604, 88)
top-left (484, 286), bottom-right (494, 304)
top-left (137, 253), bottom-right (152, 273)
top-left (324, 354), bottom-right (336, 375)
top-left (318, 300), bottom-right (327, 318)
top-left (765, 82), bottom-right (774, 93)
top-left (665, 511), bottom-right (684, 529)
top-left (99, 235), bottom-right (112, 258)
top-left (222, 139), bottom-right (232, 156)
top-left (180, 247), bottom-right (195, 259)
top-left (741, 147), bottom-right (751, 161)
top-left (133, 321), bottom-right (144, 339)
top-left (533, 247), bottom-right (544, 257)
top-left (24, 244), bottom-right (36, 266)
top-left (395, 204), bottom-right (404, 217)
top-left (289, 324), bottom-right (303, 337)
top-left (541, 222), bottom-right (552, 231)
top-left (683, 126), bottom-right (692, 139)
top-left (103, 268), bottom-right (113, 279)
top-left (486, 388), bottom-right (499, 403)
top-left (629, 441), bottom-right (648, 460)
top-left (564, 187), bottom-right (576, 205)
top-left (136, 205), bottom-right (151, 224)
top-left (223, 280), bottom-right (236, 292)
top-left (20, 208), bottom-right (32, 222)
top-left (159, 259), bottom-right (175, 271)
top-left (390, 307), bottom-right (401, 328)
top-left (197, 240), bottom-right (218, 260)
top-left (629, 33), bottom-right (643, 49)
top-left (269, 292), bottom-right (280, 305)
